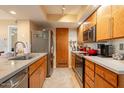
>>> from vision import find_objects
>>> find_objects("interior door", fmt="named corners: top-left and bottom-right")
top-left (56, 28), bottom-right (69, 67)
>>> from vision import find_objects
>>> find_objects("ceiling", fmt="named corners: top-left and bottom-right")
top-left (0, 5), bottom-right (99, 28)
top-left (42, 5), bottom-right (83, 15)
top-left (0, 5), bottom-right (47, 22)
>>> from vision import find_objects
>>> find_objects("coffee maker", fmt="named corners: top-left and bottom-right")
top-left (97, 44), bottom-right (113, 57)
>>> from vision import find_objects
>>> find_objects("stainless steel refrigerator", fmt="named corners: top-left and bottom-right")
top-left (31, 30), bottom-right (54, 77)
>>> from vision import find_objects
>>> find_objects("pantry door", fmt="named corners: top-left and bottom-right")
top-left (56, 28), bottom-right (69, 67)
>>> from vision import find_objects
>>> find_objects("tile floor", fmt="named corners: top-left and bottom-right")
top-left (43, 68), bottom-right (80, 88)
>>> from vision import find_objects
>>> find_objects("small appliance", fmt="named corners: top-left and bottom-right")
top-left (97, 44), bottom-right (113, 57)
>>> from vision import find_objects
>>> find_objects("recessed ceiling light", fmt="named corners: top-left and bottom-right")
top-left (62, 5), bottom-right (66, 10)
top-left (62, 7), bottom-right (66, 10)
top-left (9, 11), bottom-right (16, 15)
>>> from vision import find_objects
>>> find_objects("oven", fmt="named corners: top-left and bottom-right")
top-left (75, 54), bottom-right (85, 87)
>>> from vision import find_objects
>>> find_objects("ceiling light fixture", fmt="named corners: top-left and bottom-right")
top-left (62, 5), bottom-right (66, 10)
top-left (9, 10), bottom-right (16, 15)
top-left (62, 5), bottom-right (66, 15)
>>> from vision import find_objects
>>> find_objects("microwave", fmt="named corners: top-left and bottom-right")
top-left (83, 25), bottom-right (96, 42)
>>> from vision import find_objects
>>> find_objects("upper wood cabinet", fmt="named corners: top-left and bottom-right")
top-left (77, 24), bottom-right (84, 43)
top-left (97, 6), bottom-right (112, 41)
top-left (77, 12), bottom-right (96, 43)
top-left (112, 6), bottom-right (124, 38)
top-left (86, 11), bottom-right (97, 29)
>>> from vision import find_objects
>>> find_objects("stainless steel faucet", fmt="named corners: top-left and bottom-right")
top-left (14, 41), bottom-right (26, 56)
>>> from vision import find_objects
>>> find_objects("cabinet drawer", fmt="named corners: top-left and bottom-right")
top-left (95, 74), bottom-right (114, 88)
top-left (85, 66), bottom-right (95, 81)
top-left (85, 74), bottom-right (94, 88)
top-left (44, 56), bottom-right (47, 61)
top-left (85, 60), bottom-right (94, 71)
top-left (85, 82), bottom-right (90, 88)
top-left (95, 64), bottom-right (117, 87)
top-left (29, 57), bottom-right (44, 75)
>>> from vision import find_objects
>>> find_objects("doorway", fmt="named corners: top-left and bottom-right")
top-left (56, 28), bottom-right (69, 67)
top-left (8, 26), bottom-right (17, 52)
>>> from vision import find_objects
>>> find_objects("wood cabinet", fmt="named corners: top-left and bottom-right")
top-left (112, 6), bottom-right (124, 38)
top-left (77, 24), bottom-right (84, 43)
top-left (95, 64), bottom-right (117, 88)
top-left (95, 74), bottom-right (114, 88)
top-left (95, 64), bottom-right (117, 87)
top-left (97, 5), bottom-right (112, 41)
top-left (85, 82), bottom-right (90, 88)
top-left (71, 52), bottom-right (76, 70)
top-left (84, 60), bottom-right (119, 88)
top-left (77, 12), bottom-right (96, 43)
top-left (85, 60), bottom-right (95, 88)
top-left (29, 55), bottom-right (47, 88)
top-left (85, 11), bottom-right (97, 30)
top-left (29, 66), bottom-right (41, 88)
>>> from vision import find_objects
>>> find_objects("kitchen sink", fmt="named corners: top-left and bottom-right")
top-left (8, 54), bottom-right (34, 60)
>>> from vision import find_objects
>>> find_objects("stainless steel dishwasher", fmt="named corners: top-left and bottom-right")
top-left (0, 69), bottom-right (28, 88)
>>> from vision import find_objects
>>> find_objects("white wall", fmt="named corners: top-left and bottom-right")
top-left (17, 20), bottom-right (31, 52)
top-left (53, 28), bottom-right (56, 68)
top-left (112, 38), bottom-right (124, 53)
top-left (17, 20), bottom-right (40, 53)
top-left (0, 20), bottom-right (16, 52)
top-left (68, 28), bottom-right (77, 68)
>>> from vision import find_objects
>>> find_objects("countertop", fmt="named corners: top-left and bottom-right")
top-left (72, 51), bottom-right (124, 74)
top-left (0, 53), bottom-right (47, 84)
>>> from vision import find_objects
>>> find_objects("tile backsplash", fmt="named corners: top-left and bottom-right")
top-left (83, 38), bottom-right (124, 54)
top-left (112, 38), bottom-right (124, 53)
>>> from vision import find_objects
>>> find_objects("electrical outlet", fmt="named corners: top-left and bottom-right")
top-left (119, 43), bottom-right (124, 50)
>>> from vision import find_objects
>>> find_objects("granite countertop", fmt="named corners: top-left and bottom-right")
top-left (72, 51), bottom-right (124, 74)
top-left (0, 53), bottom-right (47, 84)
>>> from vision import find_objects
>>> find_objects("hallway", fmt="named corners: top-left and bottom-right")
top-left (43, 68), bottom-right (80, 88)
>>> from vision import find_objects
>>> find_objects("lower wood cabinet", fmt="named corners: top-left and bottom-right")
top-left (95, 74), bottom-right (114, 88)
top-left (95, 64), bottom-right (117, 87)
top-left (85, 74), bottom-right (94, 88)
top-left (84, 60), bottom-right (119, 88)
top-left (71, 53), bottom-right (75, 70)
top-left (29, 67), bottom-right (41, 88)
top-left (85, 60), bottom-right (95, 88)
top-left (85, 82), bottom-right (90, 88)
top-left (28, 55), bottom-right (47, 88)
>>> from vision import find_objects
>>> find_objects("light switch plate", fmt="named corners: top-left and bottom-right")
top-left (119, 43), bottom-right (124, 50)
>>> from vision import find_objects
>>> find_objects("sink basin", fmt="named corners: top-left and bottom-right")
top-left (8, 54), bottom-right (34, 60)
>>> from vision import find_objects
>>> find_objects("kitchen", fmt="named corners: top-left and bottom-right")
top-left (0, 5), bottom-right (124, 89)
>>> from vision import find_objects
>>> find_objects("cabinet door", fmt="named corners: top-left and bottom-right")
top-left (39, 58), bottom-right (47, 87)
top-left (97, 6), bottom-right (112, 41)
top-left (29, 68), bottom-right (40, 88)
top-left (112, 5), bottom-right (124, 38)
top-left (71, 53), bottom-right (75, 70)
top-left (95, 74), bottom-right (114, 88)
top-left (77, 24), bottom-right (84, 43)
top-left (86, 11), bottom-right (97, 28)
top-left (39, 65), bottom-right (44, 87)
